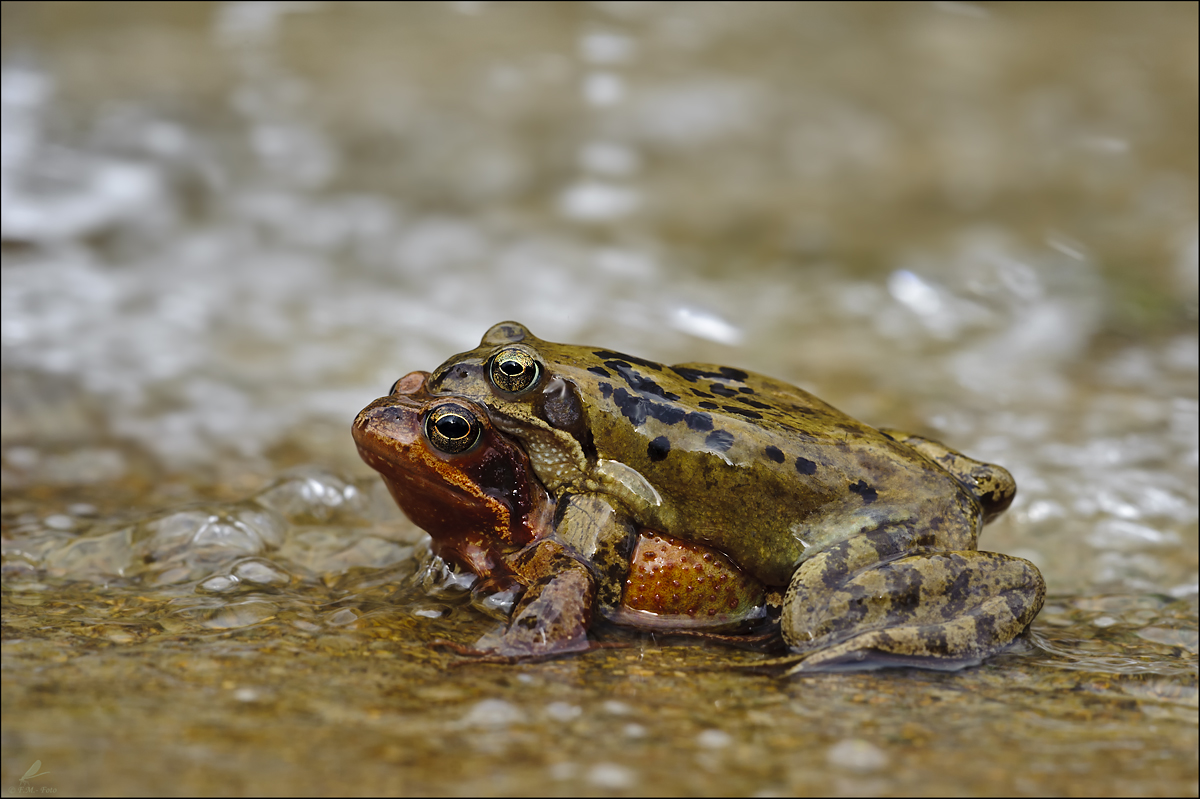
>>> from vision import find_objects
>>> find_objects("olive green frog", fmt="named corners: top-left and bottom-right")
top-left (424, 321), bottom-right (1044, 671)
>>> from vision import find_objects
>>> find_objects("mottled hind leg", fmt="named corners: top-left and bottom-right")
top-left (782, 546), bottom-right (1045, 673)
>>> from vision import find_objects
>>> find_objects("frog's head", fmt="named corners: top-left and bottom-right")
top-left (352, 369), bottom-right (553, 579)
top-left (427, 322), bottom-right (592, 490)
top-left (427, 322), bottom-right (545, 401)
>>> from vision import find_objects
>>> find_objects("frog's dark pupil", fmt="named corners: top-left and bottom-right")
top-left (435, 414), bottom-right (471, 439)
top-left (426, 405), bottom-right (480, 454)
top-left (490, 350), bottom-right (540, 393)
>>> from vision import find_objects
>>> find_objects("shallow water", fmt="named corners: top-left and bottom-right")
top-left (2, 3), bottom-right (1197, 796)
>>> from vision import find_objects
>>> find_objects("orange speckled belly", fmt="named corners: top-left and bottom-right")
top-left (619, 530), bottom-right (768, 631)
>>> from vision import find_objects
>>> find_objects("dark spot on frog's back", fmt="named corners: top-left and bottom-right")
top-left (795, 456), bottom-right (817, 475)
top-left (764, 445), bottom-right (785, 463)
top-left (671, 366), bottom-right (705, 383)
top-left (611, 387), bottom-right (649, 425)
top-left (849, 479), bottom-right (878, 504)
top-left (670, 365), bottom-right (749, 383)
top-left (607, 362), bottom-right (680, 401)
top-left (698, 401), bottom-right (720, 410)
top-left (723, 406), bottom-right (763, 420)
top-left (651, 403), bottom-right (688, 425)
top-left (647, 436), bottom-right (671, 461)
top-left (587, 366), bottom-right (610, 378)
top-left (611, 387), bottom-right (691, 428)
top-left (720, 366), bottom-right (749, 382)
top-left (592, 350), bottom-right (663, 371)
top-left (705, 430), bottom-right (735, 452)
top-left (685, 411), bottom-right (713, 432)
top-left (710, 384), bottom-right (738, 398)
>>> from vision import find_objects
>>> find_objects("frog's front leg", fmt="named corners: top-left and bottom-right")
top-left (488, 539), bottom-right (596, 657)
top-left (449, 495), bottom-right (636, 660)
top-left (781, 534), bottom-right (1045, 672)
top-left (551, 492), bottom-right (639, 616)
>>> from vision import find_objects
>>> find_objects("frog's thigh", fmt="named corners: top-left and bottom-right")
top-left (782, 549), bottom-right (1045, 672)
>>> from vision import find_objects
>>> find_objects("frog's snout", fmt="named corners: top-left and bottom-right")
top-left (351, 395), bottom-right (422, 453)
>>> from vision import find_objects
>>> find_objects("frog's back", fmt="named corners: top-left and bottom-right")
top-left (429, 326), bottom-right (988, 587)
top-left (556, 353), bottom-right (980, 586)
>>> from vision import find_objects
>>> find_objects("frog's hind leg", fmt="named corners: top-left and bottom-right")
top-left (782, 545), bottom-right (1045, 673)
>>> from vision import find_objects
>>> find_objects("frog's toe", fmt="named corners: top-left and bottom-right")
top-left (783, 550), bottom-right (1045, 671)
top-left (430, 639), bottom-right (522, 664)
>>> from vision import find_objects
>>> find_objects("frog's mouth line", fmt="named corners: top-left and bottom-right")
top-left (353, 442), bottom-right (477, 502)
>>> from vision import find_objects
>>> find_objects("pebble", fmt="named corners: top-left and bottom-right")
top-left (825, 739), bottom-right (888, 773)
top-left (460, 699), bottom-right (525, 729)
top-left (544, 702), bottom-right (582, 722)
top-left (697, 729), bottom-right (733, 749)
top-left (586, 762), bottom-right (635, 790)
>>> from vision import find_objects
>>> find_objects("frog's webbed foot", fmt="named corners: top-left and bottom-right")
top-left (429, 639), bottom-right (527, 665)
top-left (430, 638), bottom-right (628, 665)
top-left (783, 544), bottom-right (1045, 673)
top-left (658, 627), bottom-right (786, 653)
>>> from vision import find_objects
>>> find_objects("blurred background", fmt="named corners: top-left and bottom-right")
top-left (2, 2), bottom-right (1196, 796)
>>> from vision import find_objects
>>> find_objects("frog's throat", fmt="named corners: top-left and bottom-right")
top-left (492, 416), bottom-right (589, 493)
top-left (491, 416), bottom-right (661, 513)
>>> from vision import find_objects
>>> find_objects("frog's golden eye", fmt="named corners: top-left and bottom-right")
top-left (489, 348), bottom-right (541, 394)
top-left (424, 404), bottom-right (483, 455)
